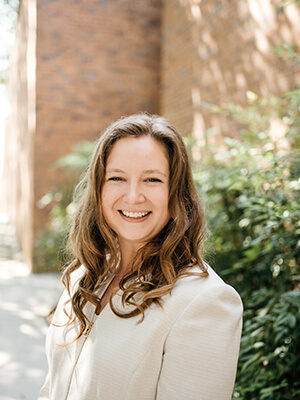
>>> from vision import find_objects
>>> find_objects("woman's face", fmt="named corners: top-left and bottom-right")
top-left (101, 136), bottom-right (170, 254)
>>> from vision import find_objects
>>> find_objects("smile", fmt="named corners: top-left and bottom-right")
top-left (120, 211), bottom-right (151, 218)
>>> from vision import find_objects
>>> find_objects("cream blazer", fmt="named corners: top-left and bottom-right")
top-left (38, 265), bottom-right (243, 400)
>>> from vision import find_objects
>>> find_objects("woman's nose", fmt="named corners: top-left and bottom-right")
top-left (123, 183), bottom-right (145, 204)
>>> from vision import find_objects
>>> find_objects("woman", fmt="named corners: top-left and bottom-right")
top-left (39, 113), bottom-right (243, 400)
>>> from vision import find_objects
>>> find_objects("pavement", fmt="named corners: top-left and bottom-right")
top-left (0, 214), bottom-right (63, 400)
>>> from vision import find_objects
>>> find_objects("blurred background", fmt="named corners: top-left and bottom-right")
top-left (0, 0), bottom-right (299, 399)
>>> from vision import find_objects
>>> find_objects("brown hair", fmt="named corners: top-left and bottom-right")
top-left (61, 113), bottom-right (208, 341)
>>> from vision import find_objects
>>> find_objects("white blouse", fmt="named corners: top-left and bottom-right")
top-left (38, 265), bottom-right (243, 400)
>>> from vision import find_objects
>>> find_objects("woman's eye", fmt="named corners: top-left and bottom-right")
top-left (108, 177), bottom-right (123, 181)
top-left (147, 178), bottom-right (162, 183)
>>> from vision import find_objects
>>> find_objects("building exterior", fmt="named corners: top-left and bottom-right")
top-left (2, 0), bottom-right (300, 269)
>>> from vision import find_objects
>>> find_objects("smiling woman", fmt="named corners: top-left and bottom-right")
top-left (102, 136), bottom-right (170, 260)
top-left (38, 113), bottom-right (243, 400)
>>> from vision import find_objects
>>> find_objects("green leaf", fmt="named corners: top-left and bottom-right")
top-left (243, 245), bottom-right (261, 262)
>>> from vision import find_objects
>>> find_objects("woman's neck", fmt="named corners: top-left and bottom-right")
top-left (118, 255), bottom-right (135, 276)
top-left (117, 242), bottom-right (141, 276)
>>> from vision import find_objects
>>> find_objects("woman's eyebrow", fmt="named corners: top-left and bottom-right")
top-left (144, 169), bottom-right (168, 178)
top-left (106, 168), bottom-right (168, 178)
top-left (106, 168), bottom-right (125, 174)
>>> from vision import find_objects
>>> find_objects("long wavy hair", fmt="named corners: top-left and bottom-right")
top-left (61, 113), bottom-right (208, 341)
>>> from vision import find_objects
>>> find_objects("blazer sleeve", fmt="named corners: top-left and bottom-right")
top-left (156, 283), bottom-right (243, 400)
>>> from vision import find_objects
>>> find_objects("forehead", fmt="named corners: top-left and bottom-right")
top-left (106, 136), bottom-right (169, 171)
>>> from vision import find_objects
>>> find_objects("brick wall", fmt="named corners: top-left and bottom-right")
top-left (160, 0), bottom-right (300, 145)
top-left (34, 0), bottom-right (162, 243)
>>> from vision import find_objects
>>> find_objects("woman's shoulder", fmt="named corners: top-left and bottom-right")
top-left (168, 263), bottom-right (243, 313)
top-left (151, 263), bottom-right (243, 331)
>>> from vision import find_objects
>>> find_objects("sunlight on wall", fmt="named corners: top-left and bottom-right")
top-left (161, 0), bottom-right (300, 144)
top-left (191, 4), bottom-right (201, 21)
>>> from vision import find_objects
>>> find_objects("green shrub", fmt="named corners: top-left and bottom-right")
top-left (193, 89), bottom-right (300, 399)
top-left (34, 142), bottom-right (94, 272)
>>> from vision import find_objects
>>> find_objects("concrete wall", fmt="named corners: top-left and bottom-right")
top-left (3, 0), bottom-right (36, 268)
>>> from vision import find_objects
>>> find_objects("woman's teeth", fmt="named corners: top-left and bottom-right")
top-left (121, 211), bottom-right (149, 218)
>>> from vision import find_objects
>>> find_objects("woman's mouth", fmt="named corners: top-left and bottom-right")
top-left (119, 210), bottom-right (151, 219)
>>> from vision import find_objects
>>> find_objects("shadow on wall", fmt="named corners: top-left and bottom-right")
top-left (161, 0), bottom-right (300, 142)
